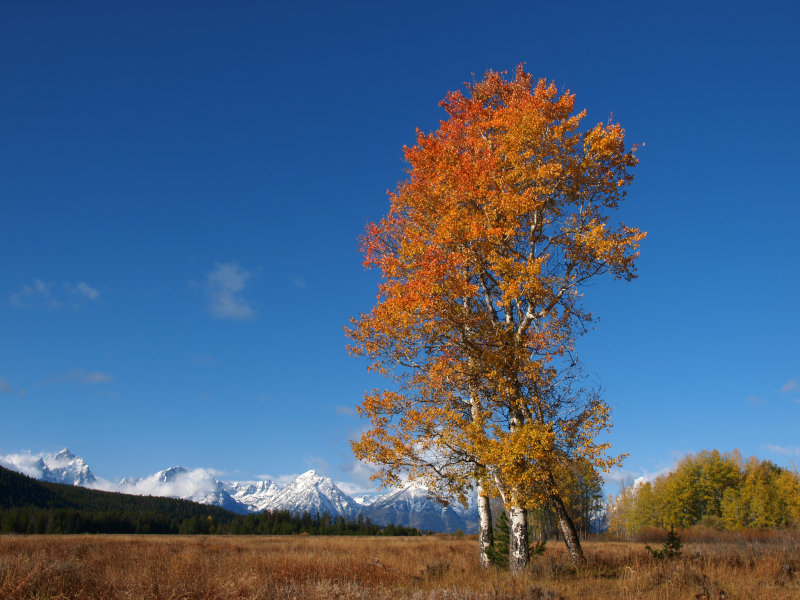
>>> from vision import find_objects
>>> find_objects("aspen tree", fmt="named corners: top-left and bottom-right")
top-left (348, 65), bottom-right (643, 570)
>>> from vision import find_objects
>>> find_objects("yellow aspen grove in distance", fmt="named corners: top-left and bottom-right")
top-left (347, 65), bottom-right (645, 570)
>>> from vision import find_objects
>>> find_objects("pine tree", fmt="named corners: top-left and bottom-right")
top-left (487, 511), bottom-right (510, 568)
top-left (645, 525), bottom-right (682, 560)
top-left (487, 510), bottom-right (546, 569)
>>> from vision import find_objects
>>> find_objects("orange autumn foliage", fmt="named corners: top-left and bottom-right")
top-left (347, 65), bottom-right (645, 509)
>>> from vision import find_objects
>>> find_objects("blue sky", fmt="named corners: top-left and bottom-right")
top-left (1, 1), bottom-right (798, 493)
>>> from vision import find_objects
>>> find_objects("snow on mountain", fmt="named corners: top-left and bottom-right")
top-left (363, 485), bottom-right (468, 533)
top-left (265, 470), bottom-right (361, 519)
top-left (117, 466), bottom-right (247, 514)
top-left (0, 448), bottom-right (478, 531)
top-left (226, 479), bottom-right (281, 513)
top-left (0, 447), bottom-right (96, 486)
top-left (351, 493), bottom-right (378, 506)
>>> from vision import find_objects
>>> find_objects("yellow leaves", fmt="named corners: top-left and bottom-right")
top-left (346, 64), bottom-right (643, 512)
top-left (610, 450), bottom-right (800, 534)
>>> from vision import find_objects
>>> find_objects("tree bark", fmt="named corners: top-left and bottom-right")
top-left (549, 490), bottom-right (586, 565)
top-left (508, 505), bottom-right (530, 572)
top-left (477, 484), bottom-right (494, 569)
top-left (506, 405), bottom-right (530, 573)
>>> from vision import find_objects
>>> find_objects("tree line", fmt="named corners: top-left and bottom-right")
top-left (0, 465), bottom-right (422, 536)
top-left (608, 450), bottom-right (800, 538)
top-left (0, 506), bottom-right (421, 536)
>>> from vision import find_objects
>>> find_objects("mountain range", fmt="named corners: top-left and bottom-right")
top-left (0, 448), bottom-right (476, 532)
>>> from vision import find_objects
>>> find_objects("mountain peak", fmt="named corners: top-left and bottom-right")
top-left (0, 448), bottom-right (477, 532)
top-left (55, 448), bottom-right (75, 459)
top-left (296, 469), bottom-right (321, 481)
top-left (157, 466), bottom-right (188, 482)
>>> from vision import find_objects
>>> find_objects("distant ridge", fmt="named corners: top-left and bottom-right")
top-left (0, 464), bottom-right (233, 516)
top-left (0, 448), bottom-right (477, 532)
top-left (0, 465), bottom-right (422, 536)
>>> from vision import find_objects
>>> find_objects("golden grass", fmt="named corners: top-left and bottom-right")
top-left (1, 533), bottom-right (799, 599)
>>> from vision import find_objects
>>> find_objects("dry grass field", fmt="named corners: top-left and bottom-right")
top-left (1, 533), bottom-right (799, 599)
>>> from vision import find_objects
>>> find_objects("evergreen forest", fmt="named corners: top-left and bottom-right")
top-left (0, 466), bottom-right (421, 536)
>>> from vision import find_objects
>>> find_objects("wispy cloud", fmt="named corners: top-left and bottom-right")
top-left (781, 378), bottom-right (798, 394)
top-left (765, 444), bottom-right (800, 457)
top-left (10, 279), bottom-right (100, 309)
top-left (206, 262), bottom-right (255, 320)
top-left (304, 454), bottom-right (331, 474)
top-left (0, 376), bottom-right (26, 397)
top-left (116, 467), bottom-right (222, 498)
top-left (291, 275), bottom-right (307, 289)
top-left (0, 450), bottom-right (49, 479)
top-left (747, 395), bottom-right (765, 405)
top-left (38, 369), bottom-right (114, 387)
top-left (256, 472), bottom-right (300, 486)
top-left (82, 371), bottom-right (113, 384)
top-left (67, 281), bottom-right (99, 301)
top-left (605, 461), bottom-right (679, 492)
top-left (9, 279), bottom-right (60, 309)
top-left (335, 460), bottom-right (380, 496)
top-left (335, 405), bottom-right (356, 416)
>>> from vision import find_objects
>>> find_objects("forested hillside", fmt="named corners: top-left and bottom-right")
top-left (0, 466), bottom-right (421, 535)
top-left (608, 450), bottom-right (800, 538)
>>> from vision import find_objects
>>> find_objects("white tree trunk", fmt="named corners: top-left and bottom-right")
top-left (506, 406), bottom-right (530, 572)
top-left (477, 485), bottom-right (494, 568)
top-left (508, 505), bottom-right (530, 572)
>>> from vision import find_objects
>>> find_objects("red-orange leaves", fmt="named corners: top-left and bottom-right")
top-left (346, 64), bottom-right (643, 511)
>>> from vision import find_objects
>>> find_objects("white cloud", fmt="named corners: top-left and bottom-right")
top-left (765, 444), bottom-right (800, 457)
top-left (117, 468), bottom-right (222, 498)
top-left (10, 279), bottom-right (100, 309)
top-left (781, 378), bottom-right (799, 394)
top-left (0, 376), bottom-right (26, 396)
top-left (68, 281), bottom-right (99, 301)
top-left (82, 371), bottom-right (113, 384)
top-left (206, 262), bottom-right (255, 320)
top-left (304, 454), bottom-right (331, 474)
top-left (9, 279), bottom-right (60, 309)
top-left (0, 451), bottom-right (47, 479)
top-left (334, 460), bottom-right (381, 496)
top-left (604, 462), bottom-right (678, 491)
top-left (38, 369), bottom-right (114, 387)
top-left (256, 472), bottom-right (300, 486)
top-left (336, 405), bottom-right (356, 416)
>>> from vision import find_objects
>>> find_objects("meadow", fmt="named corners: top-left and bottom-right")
top-left (1, 532), bottom-right (799, 599)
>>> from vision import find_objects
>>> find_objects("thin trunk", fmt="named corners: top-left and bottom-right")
top-left (550, 490), bottom-right (586, 565)
top-left (507, 406), bottom-right (530, 572)
top-left (508, 505), bottom-right (529, 572)
top-left (477, 485), bottom-right (494, 569)
top-left (466, 356), bottom-right (495, 570)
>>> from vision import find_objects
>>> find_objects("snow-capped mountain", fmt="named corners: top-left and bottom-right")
top-left (117, 466), bottom-right (246, 514)
top-left (227, 480), bottom-right (281, 513)
top-left (363, 485), bottom-right (466, 532)
top-left (351, 493), bottom-right (378, 507)
top-left (44, 448), bottom-right (97, 485)
top-left (0, 448), bottom-right (476, 531)
top-left (0, 447), bottom-right (96, 486)
top-left (265, 470), bottom-right (361, 519)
